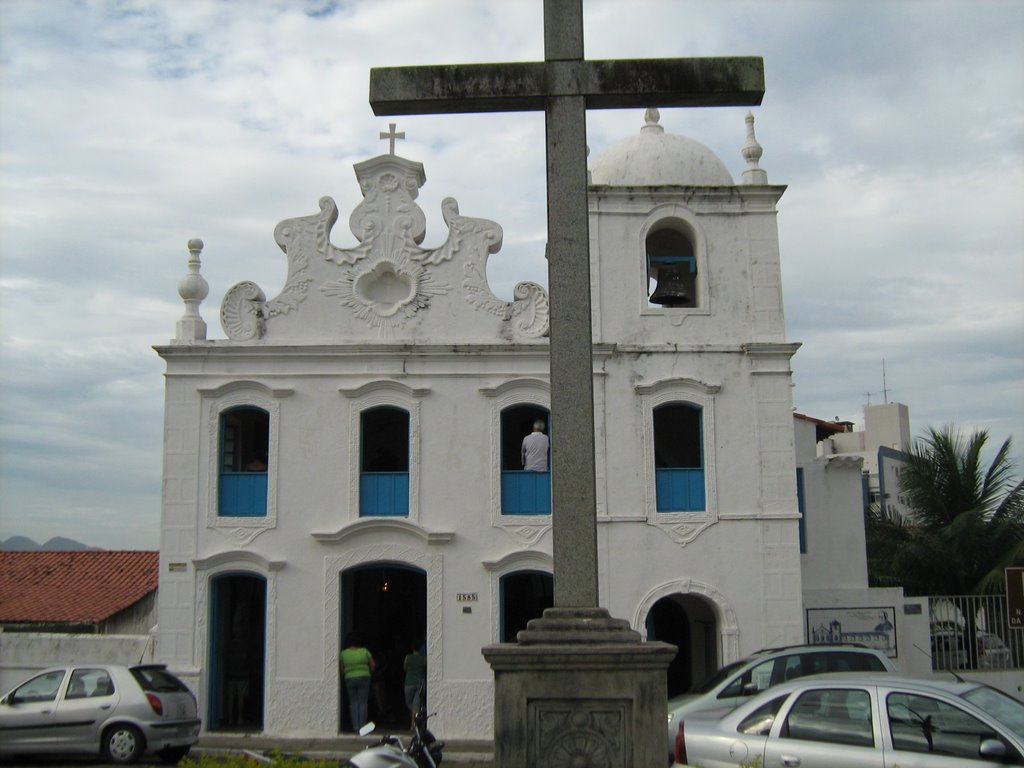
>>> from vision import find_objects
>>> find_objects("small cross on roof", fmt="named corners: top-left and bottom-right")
top-left (379, 122), bottom-right (405, 155)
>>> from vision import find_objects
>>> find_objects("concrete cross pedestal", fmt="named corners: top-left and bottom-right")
top-left (483, 607), bottom-right (677, 766)
top-left (370, 1), bottom-right (764, 764)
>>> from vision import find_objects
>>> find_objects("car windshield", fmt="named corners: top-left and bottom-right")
top-left (961, 685), bottom-right (1024, 737)
top-left (690, 660), bottom-right (747, 695)
top-left (131, 666), bottom-right (188, 693)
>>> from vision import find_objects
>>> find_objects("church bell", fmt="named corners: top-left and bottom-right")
top-left (649, 262), bottom-right (691, 307)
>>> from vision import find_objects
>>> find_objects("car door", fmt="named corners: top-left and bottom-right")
top-left (764, 686), bottom-right (883, 768)
top-left (883, 690), bottom-right (1023, 767)
top-left (0, 669), bottom-right (69, 753)
top-left (54, 668), bottom-right (118, 750)
top-left (715, 657), bottom-right (782, 709)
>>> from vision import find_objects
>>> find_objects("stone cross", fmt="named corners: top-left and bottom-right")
top-left (379, 121), bottom-right (405, 155)
top-left (370, 0), bottom-right (764, 609)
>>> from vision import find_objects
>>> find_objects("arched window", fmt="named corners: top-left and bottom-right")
top-left (219, 407), bottom-right (269, 517)
top-left (360, 406), bottom-right (410, 517)
top-left (647, 227), bottom-right (696, 308)
top-left (500, 405), bottom-right (551, 515)
top-left (653, 403), bottom-right (705, 511)
top-left (500, 570), bottom-right (553, 642)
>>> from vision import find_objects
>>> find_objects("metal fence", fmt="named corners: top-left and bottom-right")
top-left (929, 595), bottom-right (1024, 671)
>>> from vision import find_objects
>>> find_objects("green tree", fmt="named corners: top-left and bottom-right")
top-left (867, 425), bottom-right (1024, 596)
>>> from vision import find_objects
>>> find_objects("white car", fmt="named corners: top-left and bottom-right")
top-left (0, 663), bottom-right (200, 764)
top-left (666, 643), bottom-right (895, 762)
top-left (673, 673), bottom-right (1024, 767)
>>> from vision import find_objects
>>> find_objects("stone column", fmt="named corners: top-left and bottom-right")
top-left (483, 609), bottom-right (677, 767)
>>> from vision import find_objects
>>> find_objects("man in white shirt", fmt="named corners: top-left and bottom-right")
top-left (521, 419), bottom-right (550, 471)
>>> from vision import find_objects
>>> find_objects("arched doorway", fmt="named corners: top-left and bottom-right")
top-left (500, 570), bottom-right (553, 642)
top-left (646, 594), bottom-right (718, 697)
top-left (208, 573), bottom-right (266, 731)
top-left (340, 564), bottom-right (426, 732)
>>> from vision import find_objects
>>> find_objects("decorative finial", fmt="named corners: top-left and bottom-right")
top-left (176, 238), bottom-right (209, 342)
top-left (741, 112), bottom-right (768, 185)
top-left (641, 107), bottom-right (664, 134)
top-left (379, 122), bottom-right (405, 155)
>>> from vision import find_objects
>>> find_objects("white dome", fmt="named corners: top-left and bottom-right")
top-left (590, 109), bottom-right (733, 187)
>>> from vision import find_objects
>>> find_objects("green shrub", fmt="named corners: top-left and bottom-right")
top-left (179, 747), bottom-right (339, 768)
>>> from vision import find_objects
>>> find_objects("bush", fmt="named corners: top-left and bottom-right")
top-left (179, 748), bottom-right (339, 768)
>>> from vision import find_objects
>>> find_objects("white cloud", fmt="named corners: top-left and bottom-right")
top-left (0, 0), bottom-right (1021, 548)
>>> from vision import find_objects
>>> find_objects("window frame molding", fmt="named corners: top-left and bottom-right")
top-left (201, 381), bottom-right (290, 543)
top-left (638, 205), bottom-right (711, 322)
top-left (340, 380), bottom-right (429, 524)
top-left (480, 378), bottom-right (552, 544)
top-left (482, 550), bottom-right (554, 644)
top-left (633, 578), bottom-right (739, 661)
top-left (636, 377), bottom-right (720, 545)
top-left (192, 561), bottom-right (278, 732)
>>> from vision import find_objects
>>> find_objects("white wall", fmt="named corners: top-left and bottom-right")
top-left (0, 632), bottom-right (156, 694)
top-left (803, 588), bottom-right (932, 677)
top-left (796, 418), bottom-right (869, 591)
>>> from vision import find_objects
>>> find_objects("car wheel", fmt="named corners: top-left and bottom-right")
top-left (103, 723), bottom-right (145, 764)
top-left (157, 745), bottom-right (191, 763)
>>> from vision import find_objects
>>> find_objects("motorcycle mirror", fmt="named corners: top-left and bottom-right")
top-left (358, 722), bottom-right (376, 737)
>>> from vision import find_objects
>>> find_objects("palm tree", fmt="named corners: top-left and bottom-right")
top-left (867, 425), bottom-right (1024, 596)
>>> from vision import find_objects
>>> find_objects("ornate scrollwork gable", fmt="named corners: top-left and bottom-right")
top-left (220, 145), bottom-right (549, 341)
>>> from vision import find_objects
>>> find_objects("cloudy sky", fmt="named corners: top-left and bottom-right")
top-left (1, 0), bottom-right (1021, 550)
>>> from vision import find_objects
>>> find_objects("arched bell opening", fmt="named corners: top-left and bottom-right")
top-left (647, 226), bottom-right (697, 308)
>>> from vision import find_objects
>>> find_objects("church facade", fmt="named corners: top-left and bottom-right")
top-left (155, 110), bottom-right (807, 739)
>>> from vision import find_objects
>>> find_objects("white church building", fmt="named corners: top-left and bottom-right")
top-left (155, 110), bottom-right (913, 740)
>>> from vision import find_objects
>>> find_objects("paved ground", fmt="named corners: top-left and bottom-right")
top-left (0, 735), bottom-right (494, 767)
top-left (197, 732), bottom-right (494, 765)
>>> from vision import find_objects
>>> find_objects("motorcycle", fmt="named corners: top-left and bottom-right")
top-left (344, 708), bottom-right (444, 768)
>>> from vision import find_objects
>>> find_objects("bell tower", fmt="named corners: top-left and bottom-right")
top-left (587, 110), bottom-right (804, 653)
top-left (588, 108), bottom-right (788, 347)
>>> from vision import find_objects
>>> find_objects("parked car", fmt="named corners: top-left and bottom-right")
top-left (931, 630), bottom-right (970, 669)
top-left (978, 632), bottom-right (1013, 668)
top-left (673, 673), bottom-right (1024, 767)
top-left (0, 663), bottom-right (200, 764)
top-left (932, 630), bottom-right (1013, 670)
top-left (666, 644), bottom-right (895, 762)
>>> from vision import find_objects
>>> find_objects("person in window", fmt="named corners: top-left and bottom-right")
top-left (244, 455), bottom-right (267, 471)
top-left (521, 420), bottom-right (550, 471)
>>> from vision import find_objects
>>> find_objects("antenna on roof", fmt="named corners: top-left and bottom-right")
top-left (138, 634), bottom-right (153, 664)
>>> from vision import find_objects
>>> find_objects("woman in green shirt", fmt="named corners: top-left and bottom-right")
top-left (339, 632), bottom-right (375, 731)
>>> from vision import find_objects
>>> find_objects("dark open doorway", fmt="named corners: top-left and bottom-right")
top-left (340, 564), bottom-right (426, 732)
top-left (500, 570), bottom-right (553, 642)
top-left (208, 573), bottom-right (266, 731)
top-left (646, 594), bottom-right (718, 697)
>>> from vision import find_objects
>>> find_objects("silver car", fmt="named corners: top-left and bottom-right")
top-left (0, 663), bottom-right (200, 764)
top-left (673, 673), bottom-right (1024, 767)
top-left (666, 644), bottom-right (895, 762)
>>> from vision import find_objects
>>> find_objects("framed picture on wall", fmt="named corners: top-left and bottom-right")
top-left (806, 606), bottom-right (897, 658)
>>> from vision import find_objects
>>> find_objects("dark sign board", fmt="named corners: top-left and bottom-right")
top-left (1007, 567), bottom-right (1024, 629)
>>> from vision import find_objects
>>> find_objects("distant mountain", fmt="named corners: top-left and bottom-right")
top-left (1, 536), bottom-right (101, 551)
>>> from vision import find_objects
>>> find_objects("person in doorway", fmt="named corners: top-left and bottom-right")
top-left (403, 641), bottom-right (427, 726)
top-left (224, 636), bottom-right (250, 726)
top-left (521, 419), bottom-right (549, 471)
top-left (339, 632), bottom-right (376, 731)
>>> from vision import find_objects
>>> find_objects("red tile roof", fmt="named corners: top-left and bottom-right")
top-left (0, 551), bottom-right (158, 625)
